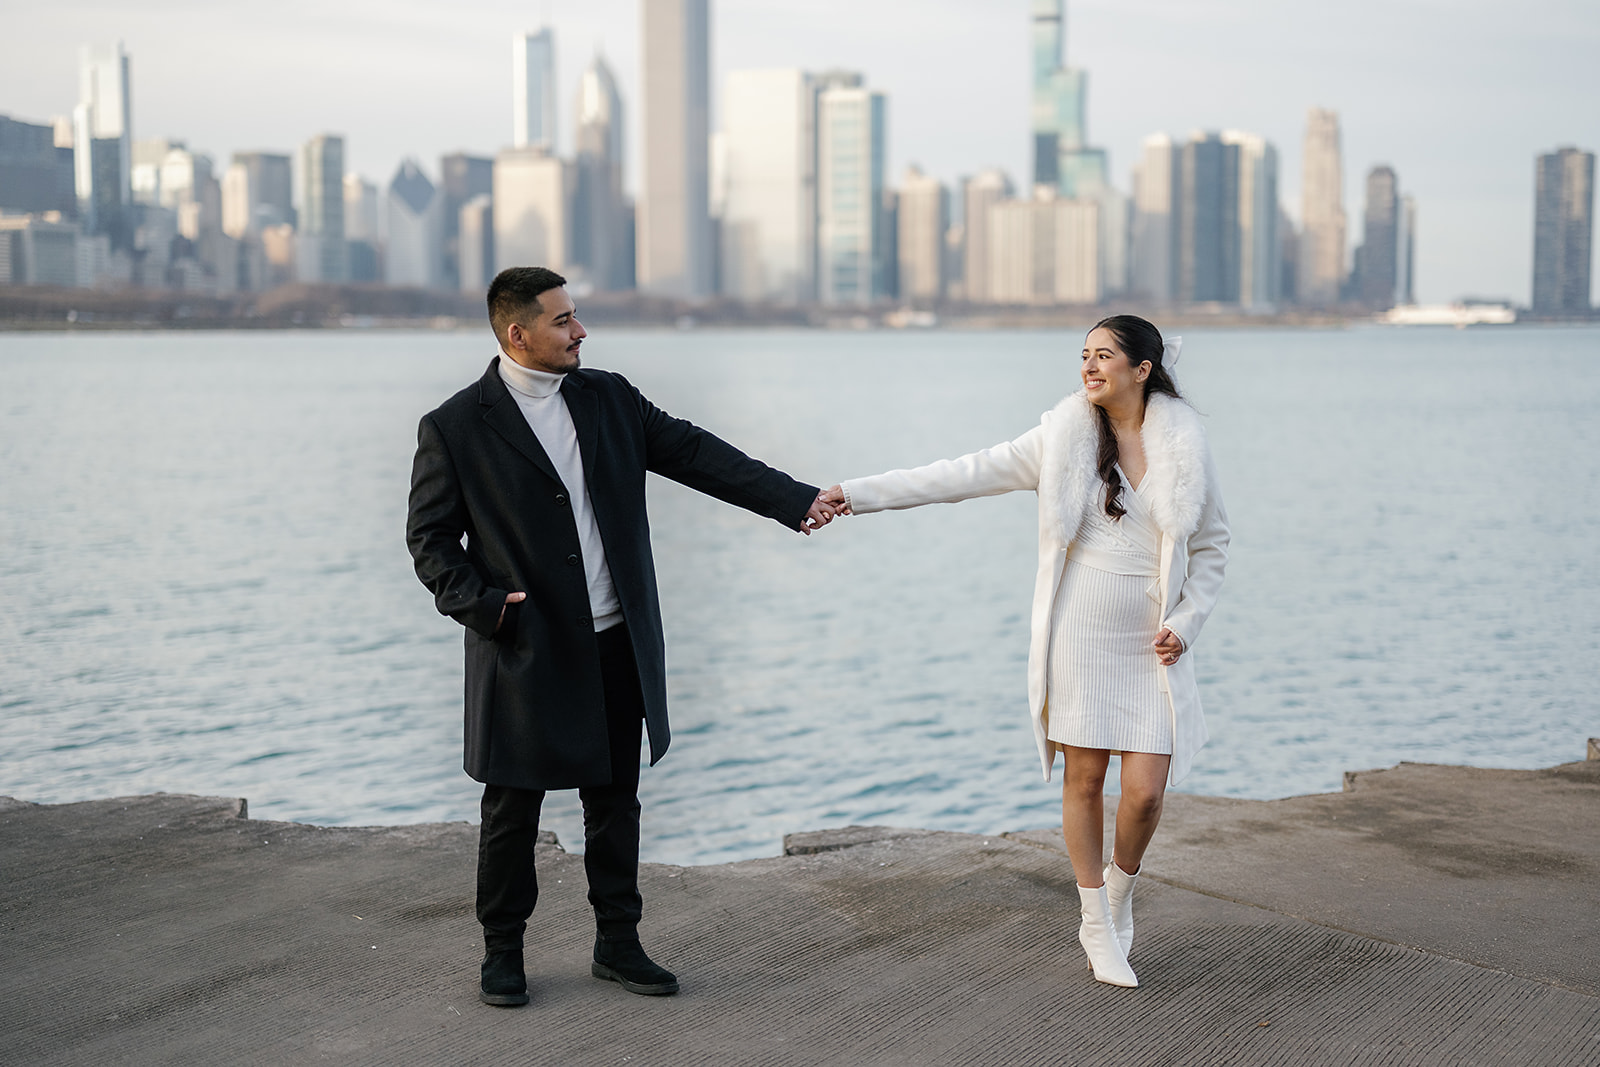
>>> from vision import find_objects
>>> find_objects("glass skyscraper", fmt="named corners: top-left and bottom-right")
top-left (298, 134), bottom-right (347, 283)
top-left (638, 0), bottom-right (712, 298)
top-left (816, 76), bottom-right (887, 306)
top-left (1030, 0), bottom-right (1104, 196)
top-left (1532, 147), bottom-right (1594, 315)
top-left (513, 30), bottom-right (556, 152)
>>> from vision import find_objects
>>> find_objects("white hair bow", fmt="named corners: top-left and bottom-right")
top-left (1162, 336), bottom-right (1183, 367)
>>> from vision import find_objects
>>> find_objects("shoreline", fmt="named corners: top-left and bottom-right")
top-left (5, 281), bottom-right (1593, 333)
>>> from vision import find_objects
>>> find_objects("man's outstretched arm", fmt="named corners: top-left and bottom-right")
top-left (630, 383), bottom-right (837, 534)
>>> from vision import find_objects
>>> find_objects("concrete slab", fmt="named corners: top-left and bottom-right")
top-left (1010, 758), bottom-right (1600, 996)
top-left (2, 777), bottom-right (1597, 1066)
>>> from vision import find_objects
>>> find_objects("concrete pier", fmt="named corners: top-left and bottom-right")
top-left (2, 754), bottom-right (1596, 1066)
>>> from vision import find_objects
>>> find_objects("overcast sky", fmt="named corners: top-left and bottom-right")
top-left (4, 0), bottom-right (1597, 304)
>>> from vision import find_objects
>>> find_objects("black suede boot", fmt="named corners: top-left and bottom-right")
top-left (591, 936), bottom-right (679, 996)
top-left (479, 947), bottom-right (529, 1007)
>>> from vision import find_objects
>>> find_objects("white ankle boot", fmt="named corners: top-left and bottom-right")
top-left (1103, 861), bottom-right (1138, 957)
top-left (1077, 884), bottom-right (1138, 987)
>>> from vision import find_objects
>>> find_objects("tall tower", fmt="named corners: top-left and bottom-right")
top-left (896, 165), bottom-right (948, 304)
top-left (513, 30), bottom-right (556, 151)
top-left (961, 168), bottom-right (1015, 304)
top-left (74, 41), bottom-right (132, 244)
top-left (385, 159), bottom-right (442, 289)
top-left (222, 152), bottom-right (293, 237)
top-left (638, 0), bottom-right (712, 298)
top-left (1299, 107), bottom-right (1346, 306)
top-left (1029, 1), bottom-right (1121, 294)
top-left (816, 74), bottom-right (888, 306)
top-left (439, 153), bottom-right (494, 290)
top-left (574, 54), bottom-right (630, 292)
top-left (298, 134), bottom-right (347, 282)
top-left (1397, 195), bottom-right (1416, 306)
top-left (1175, 132), bottom-right (1240, 305)
top-left (1130, 134), bottom-right (1175, 303)
top-left (1225, 130), bottom-right (1280, 310)
top-left (1531, 147), bottom-right (1594, 315)
top-left (1356, 165), bottom-right (1399, 310)
top-left (719, 68), bottom-right (816, 304)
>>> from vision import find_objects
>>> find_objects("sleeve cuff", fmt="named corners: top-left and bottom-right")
top-left (1166, 625), bottom-right (1188, 653)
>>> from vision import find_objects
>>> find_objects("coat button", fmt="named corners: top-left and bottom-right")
top-left (566, 554), bottom-right (580, 567)
top-left (577, 614), bottom-right (591, 626)
top-left (555, 493), bottom-right (568, 506)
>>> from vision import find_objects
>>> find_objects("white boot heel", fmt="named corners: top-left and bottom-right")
top-left (1077, 884), bottom-right (1138, 987)
top-left (1103, 861), bottom-right (1138, 957)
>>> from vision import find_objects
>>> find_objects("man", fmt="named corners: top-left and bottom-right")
top-left (407, 266), bottom-right (835, 1007)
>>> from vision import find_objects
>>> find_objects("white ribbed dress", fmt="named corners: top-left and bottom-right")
top-left (1045, 467), bottom-right (1173, 755)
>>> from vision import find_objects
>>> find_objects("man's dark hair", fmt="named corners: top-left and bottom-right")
top-left (487, 266), bottom-right (568, 346)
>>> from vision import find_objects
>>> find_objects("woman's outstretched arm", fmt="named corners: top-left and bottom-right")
top-left (827, 423), bottom-right (1046, 516)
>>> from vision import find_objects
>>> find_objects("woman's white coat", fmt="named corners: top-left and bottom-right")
top-left (841, 391), bottom-right (1229, 786)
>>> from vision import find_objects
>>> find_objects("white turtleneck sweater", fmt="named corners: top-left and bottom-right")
top-left (498, 355), bottom-right (623, 632)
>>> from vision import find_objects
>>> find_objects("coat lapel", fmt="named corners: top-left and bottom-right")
top-left (1038, 391), bottom-right (1100, 546)
top-left (478, 358), bottom-right (564, 487)
top-left (1138, 393), bottom-right (1207, 541)
top-left (562, 373), bottom-right (601, 482)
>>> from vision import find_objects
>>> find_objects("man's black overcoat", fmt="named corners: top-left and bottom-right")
top-left (407, 358), bottom-right (817, 791)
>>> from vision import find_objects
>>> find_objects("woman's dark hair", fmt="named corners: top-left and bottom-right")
top-left (1088, 314), bottom-right (1183, 521)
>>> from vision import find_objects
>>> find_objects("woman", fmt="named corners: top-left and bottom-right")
top-left (822, 315), bottom-right (1228, 987)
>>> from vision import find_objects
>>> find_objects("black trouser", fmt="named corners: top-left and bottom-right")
top-left (476, 624), bottom-right (645, 952)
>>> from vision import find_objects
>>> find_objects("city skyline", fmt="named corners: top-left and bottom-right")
top-left (1, 0), bottom-right (1597, 304)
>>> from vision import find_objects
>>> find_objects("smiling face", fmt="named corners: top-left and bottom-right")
top-left (1080, 326), bottom-right (1151, 411)
top-left (503, 285), bottom-right (586, 374)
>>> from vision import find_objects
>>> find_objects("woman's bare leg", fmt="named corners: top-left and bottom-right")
top-left (1111, 752), bottom-right (1172, 874)
top-left (1060, 746), bottom-right (1112, 887)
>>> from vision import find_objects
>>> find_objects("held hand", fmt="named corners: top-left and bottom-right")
top-left (820, 484), bottom-right (851, 515)
top-left (495, 591), bottom-right (527, 633)
top-left (799, 491), bottom-right (839, 535)
top-left (1152, 627), bottom-right (1183, 666)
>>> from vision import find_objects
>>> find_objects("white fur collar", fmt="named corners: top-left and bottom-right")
top-left (1038, 391), bottom-right (1209, 543)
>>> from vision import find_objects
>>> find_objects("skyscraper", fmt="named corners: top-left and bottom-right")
top-left (987, 189), bottom-right (1099, 306)
top-left (1175, 132), bottom-right (1239, 305)
top-left (1531, 146), bottom-right (1594, 315)
top-left (1355, 165), bottom-right (1399, 310)
top-left (513, 30), bottom-right (556, 151)
top-left (719, 68), bottom-right (816, 304)
top-left (1397, 195), bottom-right (1416, 306)
top-left (298, 134), bottom-right (347, 282)
top-left (0, 115), bottom-right (76, 216)
top-left (816, 76), bottom-right (888, 305)
top-left (439, 153), bottom-right (494, 290)
top-left (221, 152), bottom-right (293, 238)
top-left (74, 41), bottom-right (132, 245)
top-left (961, 168), bottom-right (1015, 304)
top-left (344, 172), bottom-right (380, 282)
top-left (1299, 107), bottom-right (1346, 306)
top-left (1130, 134), bottom-right (1175, 303)
top-left (1225, 130), bottom-right (1280, 311)
top-left (387, 159), bottom-right (443, 289)
top-left (1029, 1), bottom-right (1119, 295)
top-left (494, 147), bottom-right (570, 273)
top-left (896, 165), bottom-right (948, 304)
top-left (1031, 0), bottom-right (1086, 189)
top-left (573, 54), bottom-right (631, 292)
top-left (638, 0), bottom-right (711, 298)
top-left (458, 194), bottom-right (494, 294)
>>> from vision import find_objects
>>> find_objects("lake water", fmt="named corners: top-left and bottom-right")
top-left (2, 325), bottom-right (1596, 865)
